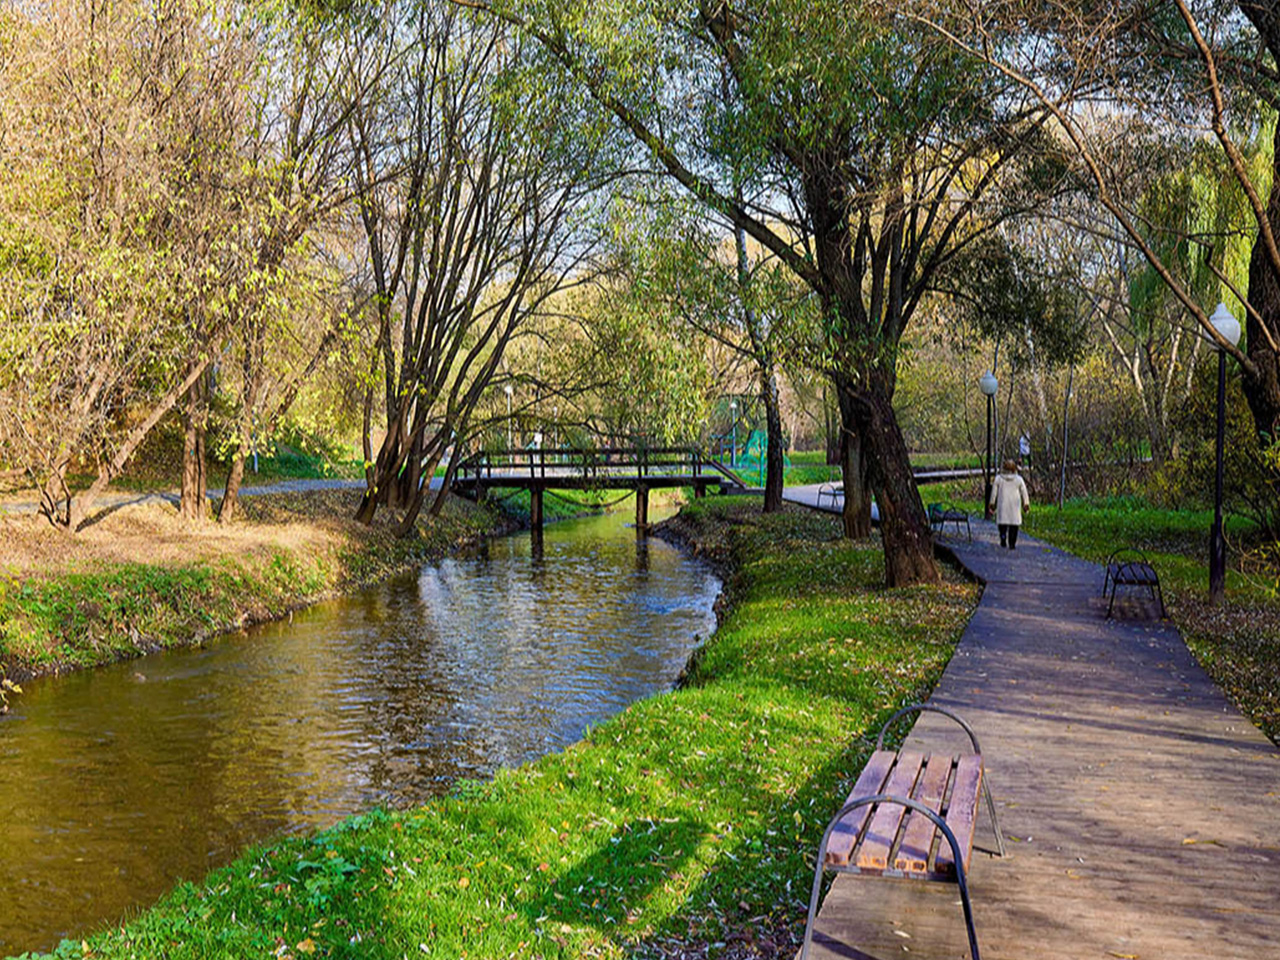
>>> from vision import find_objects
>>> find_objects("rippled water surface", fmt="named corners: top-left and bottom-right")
top-left (0, 509), bottom-right (719, 954)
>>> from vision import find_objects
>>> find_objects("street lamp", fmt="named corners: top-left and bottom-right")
top-left (1208, 302), bottom-right (1242, 604)
top-left (979, 371), bottom-right (999, 520)
top-left (729, 399), bottom-right (738, 468)
top-left (504, 384), bottom-right (514, 450)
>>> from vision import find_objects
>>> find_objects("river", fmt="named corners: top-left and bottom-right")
top-left (0, 508), bottom-right (720, 954)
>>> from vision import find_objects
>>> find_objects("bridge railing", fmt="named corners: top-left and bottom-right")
top-left (453, 446), bottom-right (707, 484)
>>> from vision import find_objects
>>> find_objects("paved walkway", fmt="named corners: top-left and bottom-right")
top-left (804, 521), bottom-right (1280, 959)
top-left (782, 483), bottom-right (880, 522)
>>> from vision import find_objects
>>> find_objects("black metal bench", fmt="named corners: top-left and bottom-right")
top-left (800, 704), bottom-right (1005, 960)
top-left (817, 483), bottom-right (843, 509)
top-left (1103, 548), bottom-right (1167, 619)
top-left (928, 502), bottom-right (971, 541)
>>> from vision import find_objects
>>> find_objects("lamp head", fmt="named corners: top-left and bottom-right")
top-left (1209, 302), bottom-right (1241, 350)
top-left (979, 371), bottom-right (999, 397)
top-left (504, 384), bottom-right (514, 396)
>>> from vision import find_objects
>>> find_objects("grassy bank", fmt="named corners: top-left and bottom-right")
top-left (1014, 498), bottom-right (1280, 744)
top-left (25, 500), bottom-right (978, 960)
top-left (0, 490), bottom-right (509, 683)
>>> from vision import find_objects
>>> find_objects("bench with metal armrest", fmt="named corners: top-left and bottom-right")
top-left (800, 704), bottom-right (1005, 960)
top-left (927, 501), bottom-right (971, 541)
top-left (1103, 548), bottom-right (1167, 619)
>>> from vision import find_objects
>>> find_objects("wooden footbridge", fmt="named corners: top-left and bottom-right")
top-left (451, 446), bottom-right (748, 530)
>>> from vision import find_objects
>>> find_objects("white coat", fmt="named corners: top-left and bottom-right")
top-left (990, 472), bottom-right (1030, 526)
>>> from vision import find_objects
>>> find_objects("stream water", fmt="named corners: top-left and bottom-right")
top-left (0, 508), bottom-right (719, 954)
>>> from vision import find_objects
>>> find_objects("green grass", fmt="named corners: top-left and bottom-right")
top-left (28, 501), bottom-right (978, 959)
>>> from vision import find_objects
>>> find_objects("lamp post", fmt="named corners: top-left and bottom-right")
top-left (1208, 302), bottom-right (1242, 604)
top-left (979, 371), bottom-right (999, 520)
top-left (504, 384), bottom-right (514, 450)
top-left (729, 399), bottom-right (738, 467)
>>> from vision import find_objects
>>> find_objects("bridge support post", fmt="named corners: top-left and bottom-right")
top-left (636, 485), bottom-right (649, 532)
top-left (530, 487), bottom-right (544, 532)
top-left (694, 481), bottom-right (705, 499)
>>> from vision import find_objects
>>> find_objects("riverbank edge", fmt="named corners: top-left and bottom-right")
top-left (20, 499), bottom-right (980, 960)
top-left (0, 485), bottom-right (683, 691)
top-left (0, 492), bottom-right (521, 688)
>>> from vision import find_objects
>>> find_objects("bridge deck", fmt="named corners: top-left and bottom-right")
top-left (451, 472), bottom-right (734, 492)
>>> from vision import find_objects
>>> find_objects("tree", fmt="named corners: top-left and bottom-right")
top-left (346, 0), bottom-right (612, 533)
top-left (214, 3), bottom-right (376, 524)
top-left (600, 192), bottom-right (812, 512)
top-left (0, 0), bottom-right (263, 530)
top-left (458, 0), bottom-right (1058, 584)
top-left (917, 0), bottom-right (1280, 446)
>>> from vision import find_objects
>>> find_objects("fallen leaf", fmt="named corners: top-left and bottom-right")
top-left (295, 939), bottom-right (316, 955)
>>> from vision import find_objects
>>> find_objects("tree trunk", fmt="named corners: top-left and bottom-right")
top-left (39, 453), bottom-right (73, 528)
top-left (1243, 119), bottom-right (1280, 442)
top-left (824, 385), bottom-right (840, 466)
top-left (220, 454), bottom-right (247, 523)
top-left (761, 363), bottom-right (785, 513)
top-left (179, 373), bottom-right (209, 522)
top-left (69, 355), bottom-right (215, 530)
top-left (844, 374), bottom-right (938, 586)
top-left (839, 428), bottom-right (873, 539)
top-left (834, 379), bottom-right (873, 538)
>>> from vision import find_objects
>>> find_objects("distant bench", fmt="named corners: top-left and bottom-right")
top-left (928, 501), bottom-right (971, 541)
top-left (817, 483), bottom-right (843, 509)
top-left (1103, 548), bottom-right (1167, 619)
top-left (800, 704), bottom-right (1005, 960)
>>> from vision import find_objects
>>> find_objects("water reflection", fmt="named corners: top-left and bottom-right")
top-left (0, 509), bottom-right (719, 954)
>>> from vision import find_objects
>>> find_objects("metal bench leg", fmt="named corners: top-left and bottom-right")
top-left (982, 777), bottom-right (1006, 857)
top-left (1106, 583), bottom-right (1117, 620)
top-left (801, 796), bottom-right (983, 960)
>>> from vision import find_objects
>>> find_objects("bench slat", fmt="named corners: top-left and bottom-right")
top-left (894, 753), bottom-right (952, 873)
top-left (856, 752), bottom-right (924, 870)
top-left (935, 754), bottom-right (983, 876)
top-left (825, 750), bottom-right (897, 867)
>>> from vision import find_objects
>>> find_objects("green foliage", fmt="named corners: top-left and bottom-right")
top-left (936, 234), bottom-right (1085, 370)
top-left (54, 500), bottom-right (977, 958)
top-left (1154, 362), bottom-right (1280, 539)
top-left (1128, 121), bottom-right (1271, 334)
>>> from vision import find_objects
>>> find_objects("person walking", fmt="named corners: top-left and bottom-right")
top-left (990, 459), bottom-right (1030, 549)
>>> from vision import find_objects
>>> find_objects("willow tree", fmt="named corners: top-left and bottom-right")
top-left (458, 0), bottom-right (1054, 584)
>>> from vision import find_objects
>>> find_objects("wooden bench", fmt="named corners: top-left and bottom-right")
top-left (800, 704), bottom-right (1005, 960)
top-left (927, 501), bottom-right (971, 541)
top-left (1103, 548), bottom-right (1167, 619)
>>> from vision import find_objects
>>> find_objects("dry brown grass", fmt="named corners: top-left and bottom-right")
top-left (0, 491), bottom-right (382, 578)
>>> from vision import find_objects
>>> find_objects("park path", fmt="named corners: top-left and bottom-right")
top-left (803, 520), bottom-right (1280, 960)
